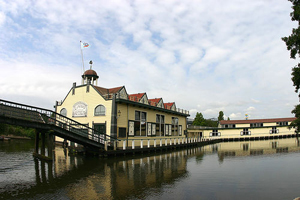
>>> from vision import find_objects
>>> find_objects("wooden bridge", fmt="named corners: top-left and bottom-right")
top-left (0, 99), bottom-right (117, 160)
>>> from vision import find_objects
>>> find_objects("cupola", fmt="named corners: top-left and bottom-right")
top-left (81, 60), bottom-right (99, 85)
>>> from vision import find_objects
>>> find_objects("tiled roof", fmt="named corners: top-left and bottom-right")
top-left (128, 93), bottom-right (145, 102)
top-left (164, 102), bottom-right (174, 110)
top-left (220, 117), bottom-right (296, 125)
top-left (148, 98), bottom-right (162, 106)
top-left (94, 86), bottom-right (123, 97)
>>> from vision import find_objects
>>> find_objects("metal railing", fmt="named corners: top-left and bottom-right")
top-left (0, 99), bottom-right (117, 147)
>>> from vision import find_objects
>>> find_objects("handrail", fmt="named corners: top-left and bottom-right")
top-left (0, 99), bottom-right (117, 145)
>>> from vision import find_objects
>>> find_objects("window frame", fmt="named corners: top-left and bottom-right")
top-left (134, 110), bottom-right (147, 136)
top-left (94, 105), bottom-right (106, 116)
top-left (60, 108), bottom-right (67, 116)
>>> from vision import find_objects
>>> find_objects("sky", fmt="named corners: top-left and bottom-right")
top-left (0, 0), bottom-right (299, 120)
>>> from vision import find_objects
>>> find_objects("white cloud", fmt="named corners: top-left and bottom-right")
top-left (0, 0), bottom-right (298, 120)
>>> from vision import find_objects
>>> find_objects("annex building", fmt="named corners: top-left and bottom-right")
top-left (188, 117), bottom-right (296, 141)
top-left (55, 66), bottom-right (190, 147)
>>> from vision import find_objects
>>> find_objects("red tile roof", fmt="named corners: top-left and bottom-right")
top-left (148, 98), bottom-right (162, 106)
top-left (128, 93), bottom-right (145, 102)
top-left (220, 117), bottom-right (296, 125)
top-left (94, 86), bottom-right (123, 98)
top-left (164, 102), bottom-right (174, 110)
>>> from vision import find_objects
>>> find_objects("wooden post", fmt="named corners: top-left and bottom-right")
top-left (35, 130), bottom-right (40, 154)
top-left (114, 140), bottom-right (117, 150)
top-left (123, 140), bottom-right (126, 150)
top-left (105, 141), bottom-right (108, 151)
top-left (47, 133), bottom-right (54, 159)
top-left (41, 160), bottom-right (46, 183)
top-left (34, 158), bottom-right (41, 184)
top-left (41, 132), bottom-right (45, 156)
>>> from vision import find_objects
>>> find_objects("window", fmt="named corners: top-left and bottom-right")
top-left (94, 105), bottom-right (105, 116)
top-left (223, 124), bottom-right (235, 128)
top-left (243, 143), bottom-right (249, 151)
top-left (250, 123), bottom-right (263, 127)
top-left (241, 128), bottom-right (251, 136)
top-left (60, 108), bottom-right (67, 116)
top-left (134, 111), bottom-right (147, 136)
top-left (210, 129), bottom-right (220, 137)
top-left (156, 114), bottom-right (165, 136)
top-left (171, 117), bottom-right (179, 136)
top-left (276, 122), bottom-right (288, 126)
top-left (270, 127), bottom-right (278, 134)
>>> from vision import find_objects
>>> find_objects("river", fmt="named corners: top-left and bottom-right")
top-left (0, 138), bottom-right (300, 200)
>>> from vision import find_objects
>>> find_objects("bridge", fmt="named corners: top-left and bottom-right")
top-left (0, 99), bottom-right (117, 160)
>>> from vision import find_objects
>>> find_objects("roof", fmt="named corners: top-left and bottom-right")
top-left (220, 117), bottom-right (296, 125)
top-left (94, 86), bottom-right (123, 97)
top-left (148, 98), bottom-right (162, 106)
top-left (164, 102), bottom-right (175, 110)
top-left (83, 69), bottom-right (98, 76)
top-left (128, 93), bottom-right (145, 102)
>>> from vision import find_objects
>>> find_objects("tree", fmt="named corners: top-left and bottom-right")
top-left (282, 0), bottom-right (300, 135)
top-left (218, 111), bottom-right (224, 122)
top-left (192, 112), bottom-right (206, 126)
top-left (227, 117), bottom-right (230, 120)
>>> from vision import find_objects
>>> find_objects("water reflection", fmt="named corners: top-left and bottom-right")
top-left (0, 138), bottom-right (300, 200)
top-left (200, 138), bottom-right (300, 163)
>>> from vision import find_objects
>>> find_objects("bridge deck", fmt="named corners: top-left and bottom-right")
top-left (0, 99), bottom-right (117, 151)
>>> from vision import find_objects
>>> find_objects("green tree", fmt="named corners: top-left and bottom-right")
top-left (227, 117), bottom-right (230, 120)
top-left (192, 112), bottom-right (206, 126)
top-left (205, 119), bottom-right (218, 127)
top-left (0, 123), bottom-right (8, 133)
top-left (282, 0), bottom-right (300, 135)
top-left (218, 111), bottom-right (224, 122)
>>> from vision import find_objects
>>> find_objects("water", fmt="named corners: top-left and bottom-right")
top-left (0, 138), bottom-right (300, 200)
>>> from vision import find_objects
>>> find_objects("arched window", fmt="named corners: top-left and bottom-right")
top-left (94, 105), bottom-right (105, 116)
top-left (60, 108), bottom-right (67, 116)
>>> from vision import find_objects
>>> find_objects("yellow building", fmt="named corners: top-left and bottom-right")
top-left (55, 66), bottom-right (189, 148)
top-left (188, 117), bottom-right (296, 141)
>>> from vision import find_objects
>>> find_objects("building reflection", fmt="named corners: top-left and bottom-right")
top-left (30, 138), bottom-right (300, 199)
top-left (199, 138), bottom-right (300, 163)
top-left (65, 151), bottom-right (190, 199)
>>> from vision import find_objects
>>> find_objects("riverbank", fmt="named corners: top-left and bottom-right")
top-left (0, 135), bottom-right (31, 140)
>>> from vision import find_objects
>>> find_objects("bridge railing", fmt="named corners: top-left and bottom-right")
top-left (0, 99), bottom-right (117, 147)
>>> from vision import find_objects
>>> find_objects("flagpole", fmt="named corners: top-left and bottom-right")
top-left (80, 41), bottom-right (85, 73)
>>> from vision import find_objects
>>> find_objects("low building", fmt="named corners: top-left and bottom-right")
top-left (55, 65), bottom-right (190, 148)
top-left (188, 117), bottom-right (296, 140)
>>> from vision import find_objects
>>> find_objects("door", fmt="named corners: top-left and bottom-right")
top-left (94, 123), bottom-right (106, 143)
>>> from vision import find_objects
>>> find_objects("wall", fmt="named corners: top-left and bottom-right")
top-left (56, 85), bottom-right (113, 136)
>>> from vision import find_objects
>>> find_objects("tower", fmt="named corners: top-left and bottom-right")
top-left (81, 60), bottom-right (99, 85)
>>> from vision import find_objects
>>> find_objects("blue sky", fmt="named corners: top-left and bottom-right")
top-left (0, 0), bottom-right (298, 120)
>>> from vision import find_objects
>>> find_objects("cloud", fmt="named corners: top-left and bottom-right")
top-left (0, 0), bottom-right (298, 120)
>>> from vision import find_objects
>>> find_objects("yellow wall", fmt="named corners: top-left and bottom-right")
top-left (56, 85), bottom-right (113, 135)
top-left (117, 103), bottom-right (186, 136)
top-left (188, 125), bottom-right (295, 140)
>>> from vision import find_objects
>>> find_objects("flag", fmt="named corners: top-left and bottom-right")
top-left (81, 42), bottom-right (90, 49)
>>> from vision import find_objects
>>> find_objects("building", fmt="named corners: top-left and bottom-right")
top-left (187, 117), bottom-right (296, 140)
top-left (55, 65), bottom-right (190, 148)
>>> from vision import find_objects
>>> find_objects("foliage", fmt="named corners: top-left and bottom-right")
top-left (218, 111), bottom-right (224, 121)
top-left (0, 123), bottom-right (8, 133)
top-left (205, 119), bottom-right (218, 127)
top-left (290, 104), bottom-right (300, 133)
top-left (0, 123), bottom-right (35, 139)
top-left (282, 0), bottom-right (300, 135)
top-left (192, 112), bottom-right (206, 126)
top-left (192, 112), bottom-right (218, 127)
top-left (227, 117), bottom-right (230, 120)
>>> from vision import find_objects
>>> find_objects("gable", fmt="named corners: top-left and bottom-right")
top-left (117, 87), bottom-right (128, 99)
